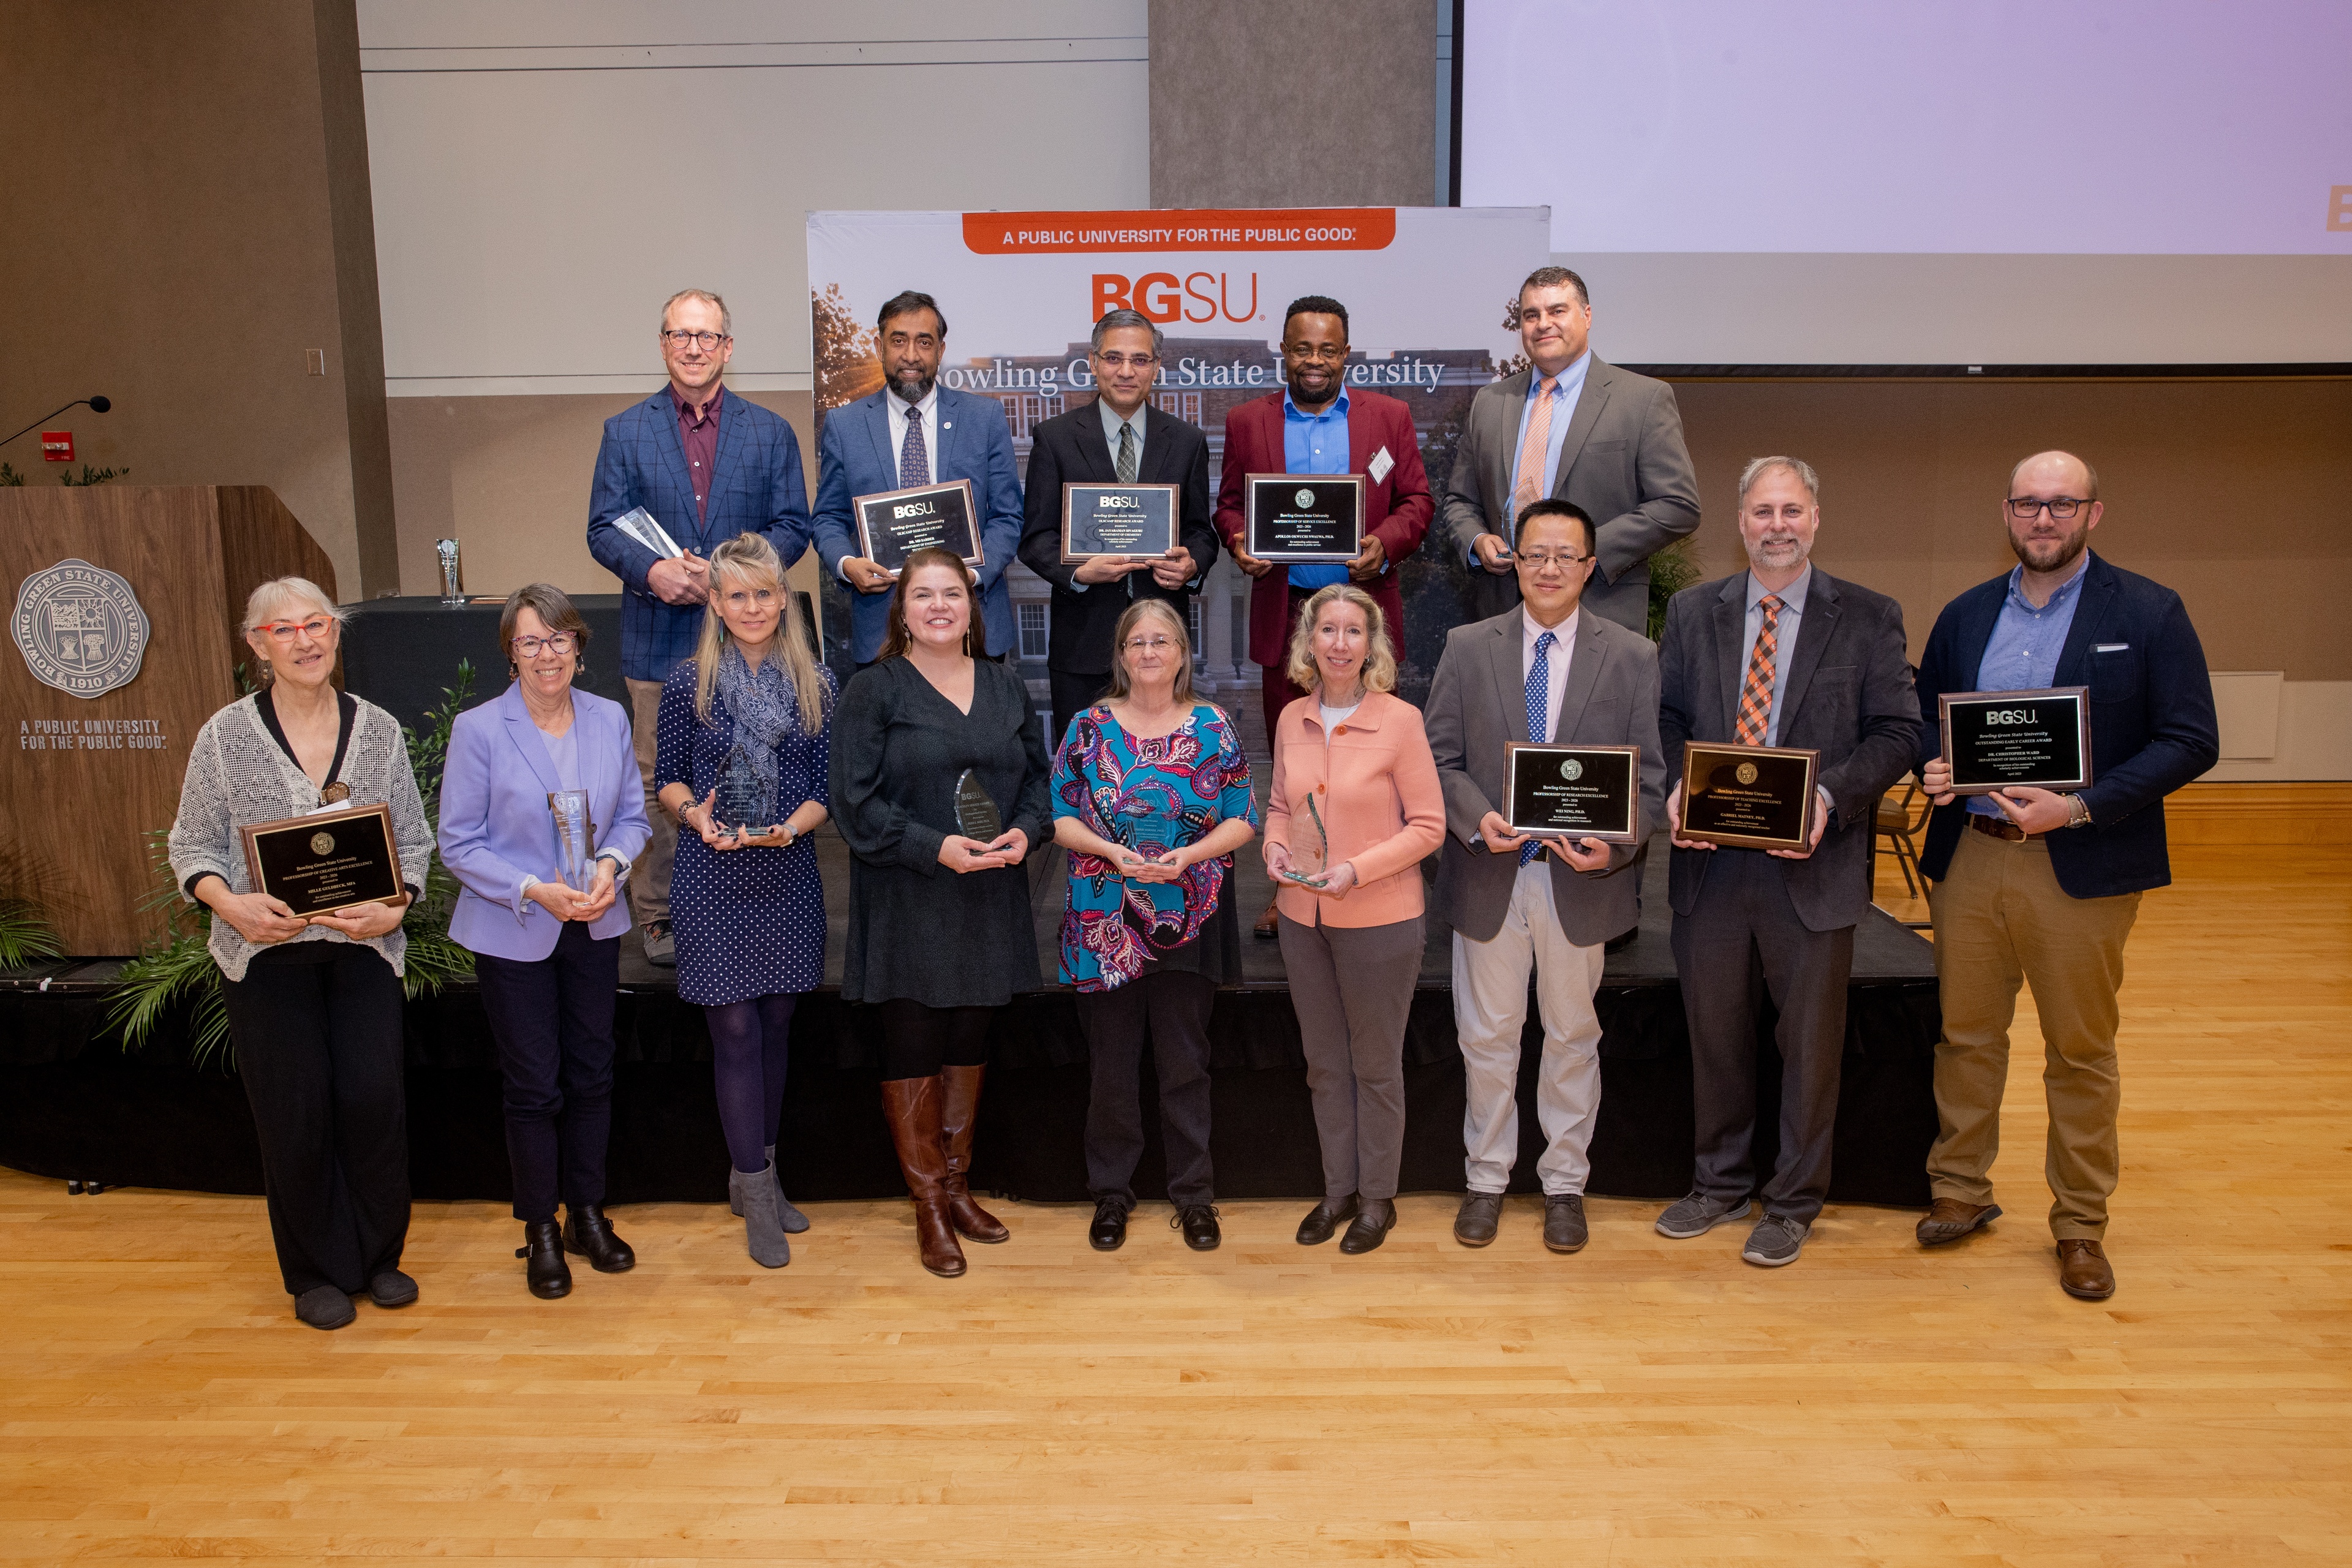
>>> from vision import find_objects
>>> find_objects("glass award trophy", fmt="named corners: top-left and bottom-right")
top-left (1280, 793), bottom-right (1330, 885)
top-left (1120, 801), bottom-right (1179, 863)
top-left (715, 743), bottom-right (774, 840)
top-left (548, 790), bottom-right (594, 889)
top-left (953, 767), bottom-right (1003, 842)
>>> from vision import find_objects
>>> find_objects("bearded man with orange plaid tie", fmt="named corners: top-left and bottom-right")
top-left (1652, 457), bottom-right (1918, 1267)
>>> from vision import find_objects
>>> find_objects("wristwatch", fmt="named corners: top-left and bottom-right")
top-left (2064, 793), bottom-right (2093, 829)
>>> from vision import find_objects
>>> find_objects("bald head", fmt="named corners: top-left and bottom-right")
top-left (2009, 450), bottom-right (2098, 501)
top-left (2004, 449), bottom-right (2103, 579)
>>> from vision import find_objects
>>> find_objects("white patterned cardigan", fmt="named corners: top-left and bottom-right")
top-left (167, 694), bottom-right (434, 982)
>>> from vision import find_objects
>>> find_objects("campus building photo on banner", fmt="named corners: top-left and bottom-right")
top-left (805, 206), bottom-right (1549, 706)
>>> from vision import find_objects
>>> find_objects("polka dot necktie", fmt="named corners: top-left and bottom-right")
top-left (899, 407), bottom-right (929, 489)
top-left (1521, 629), bottom-right (1556, 865)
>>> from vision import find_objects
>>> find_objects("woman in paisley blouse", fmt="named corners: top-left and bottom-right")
top-left (1050, 598), bottom-right (1257, 1255)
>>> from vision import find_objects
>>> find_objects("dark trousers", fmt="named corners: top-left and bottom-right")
top-left (1050, 667), bottom-right (1110, 744)
top-left (220, 941), bottom-right (411, 1297)
top-left (1076, 970), bottom-right (1218, 1210)
top-left (873, 998), bottom-right (995, 1081)
top-left (473, 921), bottom-right (620, 1223)
top-left (1670, 848), bottom-right (1854, 1226)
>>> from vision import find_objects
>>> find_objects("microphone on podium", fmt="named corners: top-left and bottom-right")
top-left (2, 395), bottom-right (112, 450)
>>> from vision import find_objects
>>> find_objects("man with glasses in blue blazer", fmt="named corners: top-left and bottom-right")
top-left (811, 290), bottom-right (1026, 668)
top-left (587, 288), bottom-right (812, 965)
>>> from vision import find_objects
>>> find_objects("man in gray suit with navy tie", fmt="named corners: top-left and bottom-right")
top-left (1441, 266), bottom-right (1700, 630)
top-left (1424, 500), bottom-right (1665, 1255)
top-left (1652, 456), bottom-right (1917, 1267)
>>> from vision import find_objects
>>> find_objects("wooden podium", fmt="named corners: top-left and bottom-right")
top-left (2, 486), bottom-right (336, 956)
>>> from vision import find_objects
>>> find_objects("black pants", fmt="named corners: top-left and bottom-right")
top-left (1670, 848), bottom-right (1855, 1226)
top-left (473, 921), bottom-right (620, 1223)
top-left (1049, 668), bottom-right (1110, 742)
top-left (1076, 970), bottom-right (1217, 1210)
top-left (221, 941), bottom-right (411, 1297)
top-left (873, 998), bottom-right (995, 1081)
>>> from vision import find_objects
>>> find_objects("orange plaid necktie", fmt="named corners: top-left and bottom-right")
top-left (1734, 595), bottom-right (1784, 747)
top-left (1509, 374), bottom-right (1559, 522)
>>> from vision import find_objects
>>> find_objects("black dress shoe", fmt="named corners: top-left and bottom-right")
top-left (1088, 1199), bottom-right (1128, 1251)
top-left (1296, 1194), bottom-right (1359, 1245)
top-left (564, 1204), bottom-right (636, 1272)
top-left (1338, 1198), bottom-right (1395, 1254)
top-left (1174, 1204), bottom-right (1221, 1251)
top-left (366, 1268), bottom-right (418, 1308)
top-left (1543, 1193), bottom-right (1589, 1254)
top-left (518, 1221), bottom-right (571, 1300)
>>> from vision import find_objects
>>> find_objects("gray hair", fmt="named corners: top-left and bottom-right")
top-left (1738, 455), bottom-right (1821, 505)
top-left (660, 288), bottom-right (732, 337)
top-left (242, 576), bottom-right (342, 634)
top-left (2009, 450), bottom-right (2100, 501)
top-left (1091, 308), bottom-right (1164, 356)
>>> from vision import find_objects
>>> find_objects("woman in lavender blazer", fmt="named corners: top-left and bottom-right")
top-left (439, 584), bottom-right (650, 1299)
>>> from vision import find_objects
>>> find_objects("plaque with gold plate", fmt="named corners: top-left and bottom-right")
top-left (1678, 742), bottom-right (1820, 851)
top-left (1504, 742), bottom-right (1642, 846)
top-left (239, 802), bottom-right (405, 918)
top-left (1937, 686), bottom-right (2092, 795)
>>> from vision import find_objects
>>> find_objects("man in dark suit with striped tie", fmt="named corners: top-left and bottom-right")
top-left (1015, 308), bottom-right (1219, 732)
top-left (1651, 456), bottom-right (1917, 1267)
top-left (586, 288), bottom-right (812, 964)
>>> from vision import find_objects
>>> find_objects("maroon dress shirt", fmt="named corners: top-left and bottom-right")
top-left (671, 383), bottom-right (724, 525)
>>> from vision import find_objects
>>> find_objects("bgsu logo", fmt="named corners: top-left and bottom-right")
top-left (1092, 272), bottom-right (1259, 324)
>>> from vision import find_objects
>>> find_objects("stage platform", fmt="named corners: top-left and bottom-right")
top-left (0, 831), bottom-right (1939, 1210)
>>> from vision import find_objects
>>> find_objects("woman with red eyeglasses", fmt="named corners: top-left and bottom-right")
top-left (168, 577), bottom-right (431, 1331)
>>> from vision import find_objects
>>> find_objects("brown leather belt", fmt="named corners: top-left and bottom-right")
top-left (1968, 813), bottom-right (2043, 843)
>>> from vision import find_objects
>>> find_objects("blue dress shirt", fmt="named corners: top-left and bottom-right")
top-left (1281, 386), bottom-right (1351, 590)
top-left (1966, 552), bottom-right (2089, 815)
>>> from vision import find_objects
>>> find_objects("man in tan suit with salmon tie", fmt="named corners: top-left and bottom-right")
top-left (1424, 499), bottom-right (1666, 1254)
top-left (1442, 266), bottom-right (1700, 631)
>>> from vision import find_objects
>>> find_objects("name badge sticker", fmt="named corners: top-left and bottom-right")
top-left (1367, 446), bottom-right (1394, 484)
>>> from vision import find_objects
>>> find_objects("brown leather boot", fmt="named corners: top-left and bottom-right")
top-left (2057, 1238), bottom-right (2115, 1300)
top-left (938, 1063), bottom-right (1010, 1243)
top-left (880, 1077), bottom-right (965, 1278)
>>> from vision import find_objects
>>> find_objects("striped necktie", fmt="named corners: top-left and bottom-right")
top-left (1510, 375), bottom-right (1559, 526)
top-left (1521, 629), bottom-right (1556, 865)
top-left (1115, 420), bottom-right (1138, 485)
top-left (1735, 596), bottom-right (1784, 747)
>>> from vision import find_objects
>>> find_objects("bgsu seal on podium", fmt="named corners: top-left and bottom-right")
top-left (11, 557), bottom-right (152, 698)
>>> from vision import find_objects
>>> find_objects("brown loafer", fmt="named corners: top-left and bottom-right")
top-left (1253, 898), bottom-right (1280, 940)
top-left (1916, 1197), bottom-right (2001, 1246)
top-left (2057, 1238), bottom-right (2115, 1300)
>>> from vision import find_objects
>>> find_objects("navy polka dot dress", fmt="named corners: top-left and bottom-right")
top-left (654, 660), bottom-right (833, 1005)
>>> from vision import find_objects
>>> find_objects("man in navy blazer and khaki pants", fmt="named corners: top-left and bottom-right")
top-left (1912, 450), bottom-right (2217, 1301)
top-left (1654, 456), bottom-right (1917, 1268)
top-left (586, 288), bottom-right (812, 963)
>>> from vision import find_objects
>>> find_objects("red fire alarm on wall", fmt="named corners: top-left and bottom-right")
top-left (41, 431), bottom-right (74, 462)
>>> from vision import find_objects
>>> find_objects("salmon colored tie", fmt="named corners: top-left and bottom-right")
top-left (1735, 596), bottom-right (1783, 747)
top-left (1509, 375), bottom-right (1559, 524)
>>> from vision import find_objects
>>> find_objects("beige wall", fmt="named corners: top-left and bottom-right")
top-left (1150, 0), bottom-right (1434, 208)
top-left (1668, 377), bottom-right (2352, 682)
top-left (0, 0), bottom-right (396, 598)
top-left (388, 388), bottom-right (820, 598)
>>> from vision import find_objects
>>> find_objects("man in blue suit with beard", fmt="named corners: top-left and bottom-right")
top-left (812, 290), bottom-right (1025, 668)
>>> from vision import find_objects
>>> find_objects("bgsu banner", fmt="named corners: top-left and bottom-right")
top-left (805, 206), bottom-right (1550, 699)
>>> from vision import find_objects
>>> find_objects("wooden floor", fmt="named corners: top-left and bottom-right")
top-left (5, 844), bottom-right (2347, 1564)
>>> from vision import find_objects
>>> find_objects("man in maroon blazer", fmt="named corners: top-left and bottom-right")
top-left (1215, 295), bottom-right (1435, 749)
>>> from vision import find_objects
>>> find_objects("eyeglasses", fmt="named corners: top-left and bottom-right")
top-left (1095, 352), bottom-right (1157, 370)
top-left (1284, 344), bottom-right (1348, 363)
top-left (1515, 551), bottom-right (1591, 570)
top-left (512, 633), bottom-right (577, 657)
top-left (661, 330), bottom-right (728, 350)
top-left (257, 616), bottom-right (335, 644)
top-left (2007, 497), bottom-right (2089, 519)
top-left (1122, 635), bottom-right (1178, 654)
